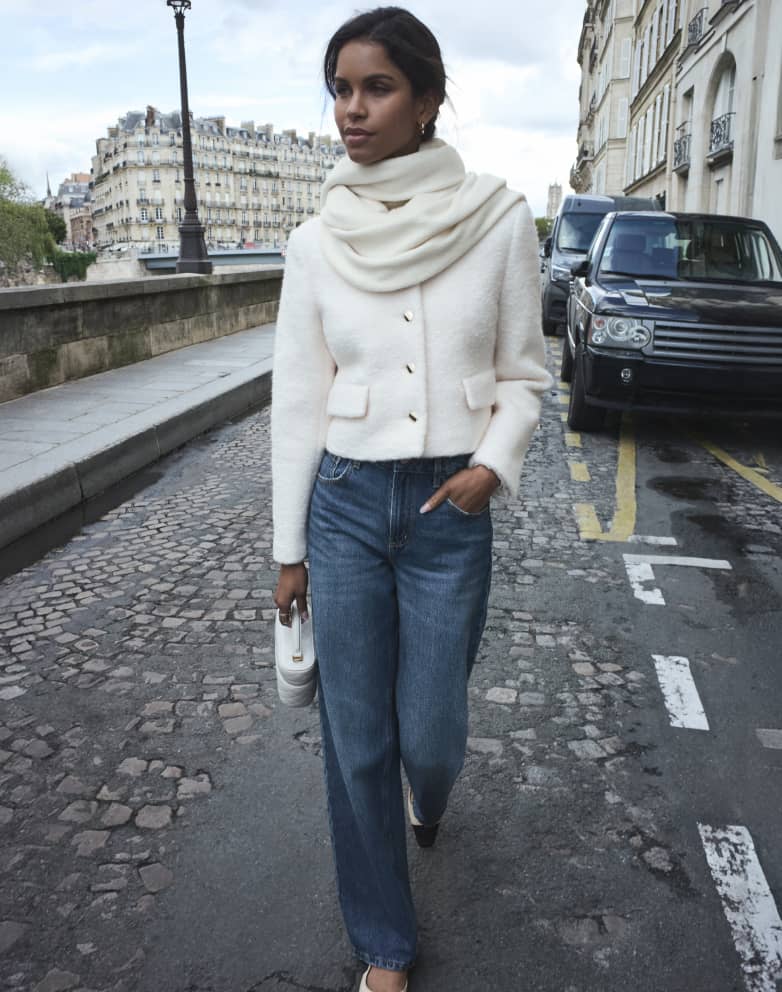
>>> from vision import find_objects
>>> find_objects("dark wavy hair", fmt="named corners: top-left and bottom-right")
top-left (323, 6), bottom-right (447, 142)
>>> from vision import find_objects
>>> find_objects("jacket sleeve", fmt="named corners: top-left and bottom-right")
top-left (271, 228), bottom-right (336, 564)
top-left (468, 199), bottom-right (553, 495)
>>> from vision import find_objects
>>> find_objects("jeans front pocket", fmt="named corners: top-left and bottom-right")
top-left (316, 451), bottom-right (354, 483)
top-left (445, 496), bottom-right (491, 518)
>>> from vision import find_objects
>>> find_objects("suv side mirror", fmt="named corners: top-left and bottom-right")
top-left (543, 237), bottom-right (552, 258)
top-left (570, 259), bottom-right (589, 278)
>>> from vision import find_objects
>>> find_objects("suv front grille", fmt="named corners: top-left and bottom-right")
top-left (650, 322), bottom-right (782, 365)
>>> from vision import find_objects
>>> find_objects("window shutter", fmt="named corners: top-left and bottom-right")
top-left (617, 97), bottom-right (629, 138)
top-left (626, 126), bottom-right (637, 186)
top-left (620, 37), bottom-right (632, 78)
top-left (650, 12), bottom-right (659, 69)
top-left (654, 93), bottom-right (663, 162)
top-left (632, 43), bottom-right (641, 97)
top-left (643, 106), bottom-right (654, 175)
top-left (660, 2), bottom-right (668, 53)
top-left (660, 85), bottom-right (670, 163)
top-left (667, 0), bottom-right (676, 44)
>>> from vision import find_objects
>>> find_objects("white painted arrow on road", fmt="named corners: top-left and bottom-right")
top-left (622, 553), bottom-right (732, 605)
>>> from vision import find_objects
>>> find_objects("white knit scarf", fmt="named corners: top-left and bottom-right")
top-left (319, 139), bottom-right (523, 292)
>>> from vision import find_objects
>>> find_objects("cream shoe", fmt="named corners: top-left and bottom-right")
top-left (359, 965), bottom-right (408, 992)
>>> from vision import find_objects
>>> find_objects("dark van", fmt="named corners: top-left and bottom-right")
top-left (541, 193), bottom-right (658, 335)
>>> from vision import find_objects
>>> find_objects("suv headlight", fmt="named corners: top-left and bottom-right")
top-left (551, 264), bottom-right (572, 281)
top-left (589, 316), bottom-right (652, 349)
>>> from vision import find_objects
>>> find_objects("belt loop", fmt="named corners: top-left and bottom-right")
top-left (433, 457), bottom-right (441, 489)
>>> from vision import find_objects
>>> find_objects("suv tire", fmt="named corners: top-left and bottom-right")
top-left (567, 346), bottom-right (605, 431)
top-left (560, 335), bottom-right (574, 383)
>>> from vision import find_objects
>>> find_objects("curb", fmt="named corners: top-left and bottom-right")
top-left (0, 368), bottom-right (272, 553)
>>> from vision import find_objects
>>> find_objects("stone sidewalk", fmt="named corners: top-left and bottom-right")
top-left (0, 325), bottom-right (275, 552)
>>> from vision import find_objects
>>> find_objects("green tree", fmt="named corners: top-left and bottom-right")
top-left (45, 209), bottom-right (67, 244)
top-left (0, 156), bottom-right (30, 202)
top-left (535, 216), bottom-right (553, 241)
top-left (0, 157), bottom-right (56, 270)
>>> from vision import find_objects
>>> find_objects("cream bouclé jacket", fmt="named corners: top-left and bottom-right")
top-left (271, 198), bottom-right (553, 564)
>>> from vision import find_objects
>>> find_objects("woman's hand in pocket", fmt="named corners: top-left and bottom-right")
top-left (420, 465), bottom-right (500, 515)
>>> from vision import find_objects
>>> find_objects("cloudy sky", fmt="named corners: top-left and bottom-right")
top-left (0, 0), bottom-right (585, 217)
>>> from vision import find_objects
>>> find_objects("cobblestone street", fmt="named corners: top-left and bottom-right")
top-left (1, 340), bottom-right (781, 992)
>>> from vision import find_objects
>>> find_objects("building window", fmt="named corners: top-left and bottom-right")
top-left (155, 206), bottom-right (163, 220)
top-left (156, 226), bottom-right (165, 240)
top-left (137, 150), bottom-right (145, 165)
top-left (140, 208), bottom-right (148, 221)
top-left (153, 169), bottom-right (161, 183)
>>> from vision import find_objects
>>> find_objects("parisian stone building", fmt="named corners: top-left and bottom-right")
top-left (572, 0), bottom-right (782, 240)
top-left (44, 173), bottom-right (93, 249)
top-left (572, 0), bottom-right (635, 196)
top-left (91, 106), bottom-right (345, 252)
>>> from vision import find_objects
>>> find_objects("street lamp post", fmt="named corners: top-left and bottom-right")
top-left (166, 0), bottom-right (212, 274)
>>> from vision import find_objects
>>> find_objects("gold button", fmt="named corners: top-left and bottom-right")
top-left (406, 363), bottom-right (416, 373)
top-left (403, 310), bottom-right (414, 322)
top-left (408, 411), bottom-right (418, 422)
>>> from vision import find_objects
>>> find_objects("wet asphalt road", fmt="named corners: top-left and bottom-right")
top-left (0, 338), bottom-right (780, 992)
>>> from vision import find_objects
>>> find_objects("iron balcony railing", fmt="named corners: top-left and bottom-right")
top-left (673, 131), bottom-right (691, 170)
top-left (710, 111), bottom-right (735, 156)
top-left (688, 7), bottom-right (708, 46)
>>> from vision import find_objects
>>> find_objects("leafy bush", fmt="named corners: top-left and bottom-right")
top-left (49, 249), bottom-right (97, 282)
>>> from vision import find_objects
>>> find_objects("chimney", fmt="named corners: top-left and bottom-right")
top-left (146, 105), bottom-right (156, 127)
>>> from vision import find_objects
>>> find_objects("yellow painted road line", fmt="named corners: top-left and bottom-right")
top-left (753, 452), bottom-right (769, 474)
top-left (560, 412), bottom-right (568, 423)
top-left (570, 461), bottom-right (591, 482)
top-left (557, 393), bottom-right (569, 405)
top-left (565, 432), bottom-right (582, 448)
top-left (696, 438), bottom-right (782, 505)
top-left (574, 414), bottom-right (637, 542)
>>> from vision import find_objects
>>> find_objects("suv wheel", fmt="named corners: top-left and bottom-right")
top-left (560, 334), bottom-right (574, 383)
top-left (567, 346), bottom-right (605, 431)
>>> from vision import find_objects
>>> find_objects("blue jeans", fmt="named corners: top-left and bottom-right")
top-left (306, 451), bottom-right (493, 971)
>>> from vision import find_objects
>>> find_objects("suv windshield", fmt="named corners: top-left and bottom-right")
top-left (599, 217), bottom-right (782, 283)
top-left (556, 212), bottom-right (606, 253)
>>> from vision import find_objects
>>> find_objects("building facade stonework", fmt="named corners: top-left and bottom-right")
top-left (91, 107), bottom-right (345, 252)
top-left (572, 0), bottom-right (782, 240)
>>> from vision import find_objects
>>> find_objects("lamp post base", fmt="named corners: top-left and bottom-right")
top-left (176, 221), bottom-right (213, 275)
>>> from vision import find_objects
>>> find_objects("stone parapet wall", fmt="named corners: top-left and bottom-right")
top-left (0, 269), bottom-right (283, 403)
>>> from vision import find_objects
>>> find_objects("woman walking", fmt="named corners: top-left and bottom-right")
top-left (271, 8), bottom-right (551, 990)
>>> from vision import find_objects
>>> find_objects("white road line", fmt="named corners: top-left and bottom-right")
top-left (627, 534), bottom-right (679, 547)
top-left (698, 824), bottom-right (782, 992)
top-left (622, 553), bottom-right (733, 605)
top-left (756, 729), bottom-right (782, 750)
top-left (651, 655), bottom-right (710, 730)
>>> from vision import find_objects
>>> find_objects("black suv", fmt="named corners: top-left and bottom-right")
top-left (561, 211), bottom-right (782, 430)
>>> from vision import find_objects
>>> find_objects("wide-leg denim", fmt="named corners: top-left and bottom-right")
top-left (306, 450), bottom-right (493, 971)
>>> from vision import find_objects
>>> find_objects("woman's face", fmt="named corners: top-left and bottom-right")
top-left (333, 39), bottom-right (436, 165)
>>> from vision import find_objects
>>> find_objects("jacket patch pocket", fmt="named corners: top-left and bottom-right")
top-left (326, 382), bottom-right (369, 419)
top-left (462, 369), bottom-right (497, 411)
